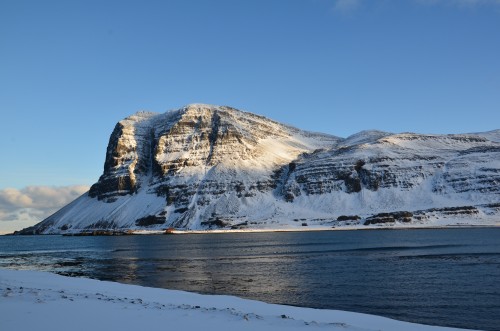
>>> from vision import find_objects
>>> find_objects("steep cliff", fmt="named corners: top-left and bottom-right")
top-left (18, 105), bottom-right (500, 234)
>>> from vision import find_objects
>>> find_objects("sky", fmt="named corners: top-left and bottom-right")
top-left (1, 0), bottom-right (499, 233)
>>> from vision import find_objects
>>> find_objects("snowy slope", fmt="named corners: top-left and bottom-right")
top-left (0, 269), bottom-right (472, 331)
top-left (17, 104), bottom-right (500, 234)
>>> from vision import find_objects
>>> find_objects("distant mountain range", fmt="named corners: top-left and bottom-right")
top-left (17, 104), bottom-right (500, 234)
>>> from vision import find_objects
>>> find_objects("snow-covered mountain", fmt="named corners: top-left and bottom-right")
top-left (18, 104), bottom-right (500, 234)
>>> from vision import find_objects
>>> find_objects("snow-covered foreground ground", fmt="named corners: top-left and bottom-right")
top-left (0, 269), bottom-right (475, 331)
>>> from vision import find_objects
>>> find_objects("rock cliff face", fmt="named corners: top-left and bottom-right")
top-left (18, 104), bottom-right (500, 234)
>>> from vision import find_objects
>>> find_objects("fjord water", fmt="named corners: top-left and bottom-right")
top-left (1, 229), bottom-right (499, 331)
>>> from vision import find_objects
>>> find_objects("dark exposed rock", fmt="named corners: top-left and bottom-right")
top-left (67, 230), bottom-right (132, 236)
top-left (174, 207), bottom-right (188, 214)
top-left (337, 215), bottom-right (360, 221)
top-left (201, 218), bottom-right (229, 228)
top-left (459, 146), bottom-right (500, 155)
top-left (135, 215), bottom-right (165, 227)
top-left (84, 220), bottom-right (117, 230)
top-left (364, 211), bottom-right (413, 225)
top-left (13, 227), bottom-right (38, 235)
top-left (423, 206), bottom-right (478, 215)
top-left (89, 176), bottom-right (135, 201)
top-left (14, 220), bottom-right (56, 235)
top-left (231, 221), bottom-right (248, 229)
top-left (364, 216), bottom-right (396, 225)
top-left (354, 159), bottom-right (365, 171)
top-left (284, 193), bottom-right (295, 202)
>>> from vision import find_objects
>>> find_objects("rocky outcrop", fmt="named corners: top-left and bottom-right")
top-left (364, 211), bottom-right (413, 225)
top-left (16, 105), bottom-right (500, 234)
top-left (279, 133), bottom-right (500, 201)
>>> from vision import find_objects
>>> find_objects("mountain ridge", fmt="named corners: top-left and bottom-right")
top-left (17, 104), bottom-right (500, 234)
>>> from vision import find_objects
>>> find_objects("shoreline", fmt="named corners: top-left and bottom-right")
top-left (0, 268), bottom-right (474, 331)
top-left (4, 223), bottom-right (500, 236)
top-left (163, 224), bottom-right (500, 235)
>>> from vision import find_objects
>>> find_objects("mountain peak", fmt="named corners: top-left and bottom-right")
top-left (184, 103), bottom-right (219, 110)
top-left (342, 130), bottom-right (393, 147)
top-left (17, 105), bottom-right (500, 234)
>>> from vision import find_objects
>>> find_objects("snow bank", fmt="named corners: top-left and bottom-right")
top-left (0, 269), bottom-right (474, 331)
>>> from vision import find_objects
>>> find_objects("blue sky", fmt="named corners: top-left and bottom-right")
top-left (1, 0), bottom-right (499, 232)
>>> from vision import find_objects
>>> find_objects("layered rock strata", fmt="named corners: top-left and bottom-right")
top-left (17, 104), bottom-right (500, 234)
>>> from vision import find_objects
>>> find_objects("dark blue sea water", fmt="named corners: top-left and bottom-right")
top-left (1, 228), bottom-right (499, 330)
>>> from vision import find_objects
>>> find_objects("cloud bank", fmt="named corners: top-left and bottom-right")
top-left (0, 185), bottom-right (89, 234)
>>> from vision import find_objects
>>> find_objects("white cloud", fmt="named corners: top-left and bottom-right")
top-left (332, 0), bottom-right (360, 13)
top-left (0, 185), bottom-right (89, 234)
